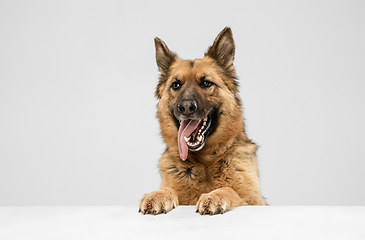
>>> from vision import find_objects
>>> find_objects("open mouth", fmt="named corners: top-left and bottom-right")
top-left (177, 110), bottom-right (214, 161)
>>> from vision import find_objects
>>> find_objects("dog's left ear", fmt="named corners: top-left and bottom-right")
top-left (205, 27), bottom-right (235, 69)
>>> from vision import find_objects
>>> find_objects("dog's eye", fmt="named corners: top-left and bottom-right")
top-left (171, 81), bottom-right (181, 90)
top-left (201, 80), bottom-right (213, 88)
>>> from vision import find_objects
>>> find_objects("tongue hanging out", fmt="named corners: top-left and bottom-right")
top-left (178, 119), bottom-right (202, 160)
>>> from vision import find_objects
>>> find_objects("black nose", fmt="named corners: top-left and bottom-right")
top-left (178, 99), bottom-right (197, 115)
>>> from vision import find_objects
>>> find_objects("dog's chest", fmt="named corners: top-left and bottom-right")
top-left (168, 160), bottom-right (236, 205)
top-left (176, 160), bottom-right (234, 189)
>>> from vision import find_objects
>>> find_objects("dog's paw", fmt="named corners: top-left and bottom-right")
top-left (139, 188), bottom-right (178, 215)
top-left (196, 192), bottom-right (228, 215)
top-left (196, 187), bottom-right (243, 215)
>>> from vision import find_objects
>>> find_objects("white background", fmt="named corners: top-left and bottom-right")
top-left (0, 0), bottom-right (364, 206)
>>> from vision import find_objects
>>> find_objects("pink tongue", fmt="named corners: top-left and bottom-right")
top-left (178, 119), bottom-right (202, 160)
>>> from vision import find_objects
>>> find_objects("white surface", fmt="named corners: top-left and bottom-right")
top-left (0, 206), bottom-right (364, 240)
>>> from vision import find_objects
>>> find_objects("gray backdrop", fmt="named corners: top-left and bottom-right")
top-left (1, 0), bottom-right (364, 206)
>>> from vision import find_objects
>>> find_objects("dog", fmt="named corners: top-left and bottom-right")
top-left (139, 27), bottom-right (266, 215)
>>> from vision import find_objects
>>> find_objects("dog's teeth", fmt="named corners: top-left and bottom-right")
top-left (197, 136), bottom-right (202, 142)
top-left (184, 136), bottom-right (191, 143)
top-left (204, 117), bottom-right (208, 122)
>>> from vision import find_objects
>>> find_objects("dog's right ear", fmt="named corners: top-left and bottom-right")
top-left (155, 37), bottom-right (177, 76)
top-left (154, 37), bottom-right (177, 98)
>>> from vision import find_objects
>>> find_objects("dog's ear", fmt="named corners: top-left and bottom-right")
top-left (206, 27), bottom-right (239, 101)
top-left (205, 27), bottom-right (235, 70)
top-left (154, 37), bottom-right (177, 99)
top-left (155, 37), bottom-right (177, 76)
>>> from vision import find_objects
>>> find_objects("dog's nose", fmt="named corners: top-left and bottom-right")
top-left (178, 99), bottom-right (197, 115)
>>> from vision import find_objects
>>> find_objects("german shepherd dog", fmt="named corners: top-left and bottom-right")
top-left (139, 27), bottom-right (266, 215)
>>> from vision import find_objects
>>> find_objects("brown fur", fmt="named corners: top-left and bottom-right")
top-left (139, 27), bottom-right (266, 215)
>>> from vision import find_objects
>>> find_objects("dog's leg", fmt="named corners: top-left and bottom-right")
top-left (196, 187), bottom-right (245, 215)
top-left (139, 188), bottom-right (179, 215)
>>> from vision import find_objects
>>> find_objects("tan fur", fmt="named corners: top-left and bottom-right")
top-left (139, 27), bottom-right (266, 215)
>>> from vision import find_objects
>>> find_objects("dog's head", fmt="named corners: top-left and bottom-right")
top-left (155, 27), bottom-right (244, 161)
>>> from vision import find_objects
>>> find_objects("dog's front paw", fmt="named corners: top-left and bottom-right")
top-left (139, 188), bottom-right (178, 215)
top-left (196, 187), bottom-right (243, 215)
top-left (196, 192), bottom-right (227, 215)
